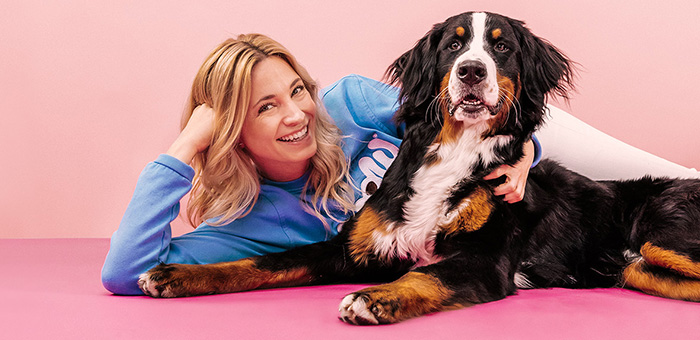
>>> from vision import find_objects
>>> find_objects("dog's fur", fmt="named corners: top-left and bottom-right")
top-left (139, 12), bottom-right (700, 324)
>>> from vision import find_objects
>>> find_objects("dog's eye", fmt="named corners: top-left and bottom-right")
top-left (449, 41), bottom-right (462, 51)
top-left (494, 42), bottom-right (509, 53)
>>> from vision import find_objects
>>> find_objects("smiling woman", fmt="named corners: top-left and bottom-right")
top-left (101, 34), bottom-right (357, 295)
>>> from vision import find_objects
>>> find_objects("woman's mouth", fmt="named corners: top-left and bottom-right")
top-left (277, 126), bottom-right (309, 142)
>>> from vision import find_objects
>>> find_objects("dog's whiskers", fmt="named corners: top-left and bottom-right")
top-left (426, 87), bottom-right (450, 127)
top-left (498, 87), bottom-right (521, 127)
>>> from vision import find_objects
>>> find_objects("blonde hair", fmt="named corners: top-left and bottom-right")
top-left (183, 34), bottom-right (354, 229)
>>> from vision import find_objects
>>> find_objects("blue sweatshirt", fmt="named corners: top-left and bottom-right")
top-left (101, 75), bottom-right (541, 295)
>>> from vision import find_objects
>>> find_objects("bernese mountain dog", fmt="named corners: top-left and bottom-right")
top-left (139, 12), bottom-right (700, 325)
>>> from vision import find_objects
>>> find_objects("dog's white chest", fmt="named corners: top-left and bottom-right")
top-left (370, 130), bottom-right (512, 266)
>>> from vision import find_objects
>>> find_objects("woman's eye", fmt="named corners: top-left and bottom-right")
top-left (495, 42), bottom-right (509, 52)
top-left (449, 41), bottom-right (462, 51)
top-left (291, 85), bottom-right (305, 96)
top-left (258, 103), bottom-right (274, 114)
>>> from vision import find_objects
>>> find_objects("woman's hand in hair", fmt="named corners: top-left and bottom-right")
top-left (167, 104), bottom-right (216, 164)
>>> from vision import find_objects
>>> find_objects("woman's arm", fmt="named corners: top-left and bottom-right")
top-left (101, 155), bottom-right (196, 295)
top-left (102, 105), bottom-right (216, 295)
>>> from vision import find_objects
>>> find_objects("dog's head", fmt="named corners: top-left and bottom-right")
top-left (388, 12), bottom-right (574, 136)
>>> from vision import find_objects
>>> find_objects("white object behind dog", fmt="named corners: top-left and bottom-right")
top-left (538, 105), bottom-right (700, 180)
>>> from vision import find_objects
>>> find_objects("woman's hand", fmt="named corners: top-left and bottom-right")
top-left (483, 140), bottom-right (535, 203)
top-left (166, 104), bottom-right (216, 164)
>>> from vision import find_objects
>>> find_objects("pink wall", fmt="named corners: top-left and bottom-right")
top-left (2, 1), bottom-right (699, 238)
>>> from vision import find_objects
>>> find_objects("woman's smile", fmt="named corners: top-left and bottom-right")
top-left (278, 125), bottom-right (309, 142)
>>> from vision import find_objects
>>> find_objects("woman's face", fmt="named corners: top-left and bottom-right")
top-left (240, 56), bottom-right (318, 181)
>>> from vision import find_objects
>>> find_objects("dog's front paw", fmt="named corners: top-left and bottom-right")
top-left (339, 290), bottom-right (404, 325)
top-left (138, 263), bottom-right (202, 298)
top-left (339, 272), bottom-right (454, 324)
top-left (339, 293), bottom-right (380, 325)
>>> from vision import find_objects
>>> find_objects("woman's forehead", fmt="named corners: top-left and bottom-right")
top-left (251, 57), bottom-right (299, 89)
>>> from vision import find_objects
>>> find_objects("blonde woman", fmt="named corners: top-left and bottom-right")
top-left (101, 34), bottom-right (536, 295)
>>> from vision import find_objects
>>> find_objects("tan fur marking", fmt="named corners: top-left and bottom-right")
top-left (641, 242), bottom-right (700, 279)
top-left (484, 74), bottom-right (519, 137)
top-left (492, 28), bottom-right (502, 39)
top-left (623, 260), bottom-right (700, 301)
top-left (348, 207), bottom-right (389, 265)
top-left (206, 259), bottom-right (314, 291)
top-left (355, 272), bottom-right (459, 323)
top-left (456, 26), bottom-right (465, 37)
top-left (148, 259), bottom-right (314, 297)
top-left (440, 186), bottom-right (493, 235)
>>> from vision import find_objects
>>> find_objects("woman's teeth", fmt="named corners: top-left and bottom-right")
top-left (278, 126), bottom-right (308, 142)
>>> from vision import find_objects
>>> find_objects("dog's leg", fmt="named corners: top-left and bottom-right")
top-left (621, 181), bottom-right (700, 301)
top-left (139, 237), bottom-right (410, 298)
top-left (614, 178), bottom-right (700, 301)
top-left (623, 242), bottom-right (700, 301)
top-left (139, 257), bottom-right (311, 298)
top-left (639, 242), bottom-right (700, 279)
top-left (339, 256), bottom-right (513, 325)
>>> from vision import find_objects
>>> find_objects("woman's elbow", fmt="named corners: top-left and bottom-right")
top-left (101, 265), bottom-right (145, 296)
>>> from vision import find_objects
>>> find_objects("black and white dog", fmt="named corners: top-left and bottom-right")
top-left (139, 12), bottom-right (700, 324)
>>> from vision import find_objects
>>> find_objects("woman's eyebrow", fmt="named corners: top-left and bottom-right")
top-left (253, 94), bottom-right (275, 108)
top-left (289, 78), bottom-right (303, 89)
top-left (253, 78), bottom-right (303, 107)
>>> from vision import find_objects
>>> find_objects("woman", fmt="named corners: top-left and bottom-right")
top-left (101, 34), bottom-right (536, 295)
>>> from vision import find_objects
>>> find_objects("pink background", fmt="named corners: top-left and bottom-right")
top-left (2, 1), bottom-right (699, 238)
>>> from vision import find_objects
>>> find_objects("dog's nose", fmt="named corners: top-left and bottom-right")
top-left (457, 60), bottom-right (487, 85)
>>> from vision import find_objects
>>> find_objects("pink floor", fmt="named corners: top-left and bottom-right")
top-left (3, 239), bottom-right (699, 339)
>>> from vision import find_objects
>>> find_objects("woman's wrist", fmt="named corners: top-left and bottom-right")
top-left (166, 137), bottom-right (198, 165)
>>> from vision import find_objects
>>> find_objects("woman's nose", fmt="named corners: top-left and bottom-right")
top-left (282, 102), bottom-right (306, 125)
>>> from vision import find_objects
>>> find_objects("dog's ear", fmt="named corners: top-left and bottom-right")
top-left (386, 22), bottom-right (446, 123)
top-left (510, 19), bottom-right (575, 108)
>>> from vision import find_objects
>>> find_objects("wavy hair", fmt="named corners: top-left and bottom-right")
top-left (183, 34), bottom-right (354, 229)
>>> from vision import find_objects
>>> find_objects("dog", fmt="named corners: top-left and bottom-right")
top-left (139, 12), bottom-right (700, 324)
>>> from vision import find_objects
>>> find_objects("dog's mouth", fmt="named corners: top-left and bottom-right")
top-left (460, 94), bottom-right (487, 112)
top-left (449, 93), bottom-right (497, 122)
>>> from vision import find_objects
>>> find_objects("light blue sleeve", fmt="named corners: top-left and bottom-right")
top-left (531, 135), bottom-right (542, 168)
top-left (101, 154), bottom-right (194, 295)
top-left (102, 155), bottom-right (339, 295)
top-left (322, 74), bottom-right (404, 141)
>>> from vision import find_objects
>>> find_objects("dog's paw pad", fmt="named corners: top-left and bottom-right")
top-left (138, 263), bottom-right (180, 298)
top-left (338, 293), bottom-right (380, 325)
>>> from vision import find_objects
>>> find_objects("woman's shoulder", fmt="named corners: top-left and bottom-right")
top-left (321, 74), bottom-right (402, 136)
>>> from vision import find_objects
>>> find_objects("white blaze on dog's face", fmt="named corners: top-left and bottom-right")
top-left (447, 12), bottom-right (500, 124)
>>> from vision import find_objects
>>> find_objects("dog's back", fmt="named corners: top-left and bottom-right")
top-left (518, 160), bottom-right (700, 294)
